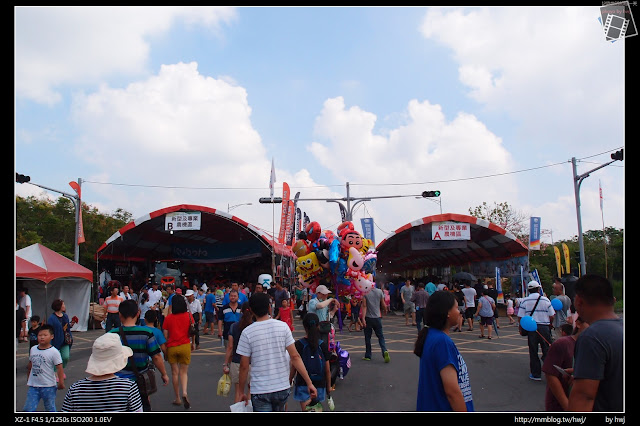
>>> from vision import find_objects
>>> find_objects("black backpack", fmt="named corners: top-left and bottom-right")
top-left (300, 337), bottom-right (325, 386)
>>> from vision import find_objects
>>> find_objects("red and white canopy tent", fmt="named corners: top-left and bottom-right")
top-left (376, 213), bottom-right (529, 278)
top-left (16, 243), bottom-right (93, 331)
top-left (96, 204), bottom-right (295, 288)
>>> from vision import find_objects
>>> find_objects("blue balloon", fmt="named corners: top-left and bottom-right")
top-left (520, 315), bottom-right (537, 332)
top-left (551, 298), bottom-right (563, 310)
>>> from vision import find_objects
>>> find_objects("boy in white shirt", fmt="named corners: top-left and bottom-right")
top-left (23, 324), bottom-right (65, 411)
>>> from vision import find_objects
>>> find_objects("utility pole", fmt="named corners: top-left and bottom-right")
top-left (571, 149), bottom-right (622, 276)
top-left (16, 174), bottom-right (82, 263)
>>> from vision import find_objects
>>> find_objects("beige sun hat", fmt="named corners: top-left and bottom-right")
top-left (315, 285), bottom-right (331, 294)
top-left (85, 333), bottom-right (132, 376)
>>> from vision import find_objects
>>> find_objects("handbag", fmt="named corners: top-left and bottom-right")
top-left (119, 327), bottom-right (157, 396)
top-left (519, 295), bottom-right (542, 336)
top-left (189, 313), bottom-right (197, 337)
top-left (58, 316), bottom-right (73, 346)
top-left (63, 324), bottom-right (73, 345)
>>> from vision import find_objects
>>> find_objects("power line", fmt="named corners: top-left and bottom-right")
top-left (81, 147), bottom-right (623, 191)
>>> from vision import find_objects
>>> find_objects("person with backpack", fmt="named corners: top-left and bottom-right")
top-left (290, 313), bottom-right (333, 412)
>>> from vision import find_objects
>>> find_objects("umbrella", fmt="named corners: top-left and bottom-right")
top-left (452, 272), bottom-right (477, 282)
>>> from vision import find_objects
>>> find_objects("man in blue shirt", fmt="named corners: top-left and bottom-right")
top-left (218, 289), bottom-right (242, 348)
top-left (111, 300), bottom-right (169, 411)
top-left (203, 288), bottom-right (217, 335)
top-left (222, 282), bottom-right (249, 305)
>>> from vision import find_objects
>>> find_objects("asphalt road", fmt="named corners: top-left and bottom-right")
top-left (15, 310), bottom-right (561, 415)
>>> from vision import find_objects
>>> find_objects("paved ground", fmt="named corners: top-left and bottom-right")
top-left (15, 311), bottom-right (554, 413)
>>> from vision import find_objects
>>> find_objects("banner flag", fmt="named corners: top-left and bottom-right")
top-left (69, 181), bottom-right (85, 244)
top-left (339, 203), bottom-right (347, 222)
top-left (269, 158), bottom-right (276, 201)
top-left (285, 200), bottom-right (295, 246)
top-left (360, 218), bottom-right (375, 245)
top-left (562, 243), bottom-right (571, 275)
top-left (553, 246), bottom-right (563, 277)
top-left (599, 179), bottom-right (604, 212)
top-left (529, 217), bottom-right (541, 250)
top-left (496, 267), bottom-right (504, 304)
top-left (295, 207), bottom-right (302, 240)
top-left (303, 212), bottom-right (310, 230)
top-left (278, 182), bottom-right (290, 243)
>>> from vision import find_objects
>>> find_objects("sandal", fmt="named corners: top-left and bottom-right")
top-left (172, 400), bottom-right (183, 406)
top-left (488, 336), bottom-right (492, 339)
top-left (478, 335), bottom-right (485, 338)
top-left (183, 395), bottom-right (191, 409)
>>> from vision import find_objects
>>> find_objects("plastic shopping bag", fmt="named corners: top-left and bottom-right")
top-left (230, 400), bottom-right (253, 412)
top-left (217, 373), bottom-right (231, 397)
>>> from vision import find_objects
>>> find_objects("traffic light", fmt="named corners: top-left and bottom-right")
top-left (259, 197), bottom-right (283, 204)
top-left (16, 173), bottom-right (30, 184)
top-left (422, 190), bottom-right (441, 198)
top-left (611, 149), bottom-right (623, 161)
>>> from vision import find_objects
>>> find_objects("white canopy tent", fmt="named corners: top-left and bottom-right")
top-left (16, 244), bottom-right (93, 331)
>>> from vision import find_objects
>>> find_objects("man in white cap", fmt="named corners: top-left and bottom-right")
top-left (307, 285), bottom-right (339, 355)
top-left (307, 285), bottom-right (335, 323)
top-left (61, 333), bottom-right (143, 412)
top-left (517, 281), bottom-right (555, 381)
top-left (186, 289), bottom-right (202, 350)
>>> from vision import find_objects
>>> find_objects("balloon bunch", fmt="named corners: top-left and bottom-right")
top-left (294, 220), bottom-right (377, 298)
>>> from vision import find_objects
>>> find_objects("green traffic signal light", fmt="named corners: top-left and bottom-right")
top-left (422, 190), bottom-right (441, 198)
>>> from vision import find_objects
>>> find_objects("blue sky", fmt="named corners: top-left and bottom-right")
top-left (15, 6), bottom-right (625, 245)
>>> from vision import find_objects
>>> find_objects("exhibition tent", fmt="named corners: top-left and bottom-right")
top-left (16, 244), bottom-right (92, 331)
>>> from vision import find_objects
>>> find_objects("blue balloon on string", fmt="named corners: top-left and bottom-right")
top-left (551, 298), bottom-right (563, 311)
top-left (520, 316), bottom-right (538, 332)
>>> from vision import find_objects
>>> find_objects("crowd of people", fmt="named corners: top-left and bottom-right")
top-left (17, 273), bottom-right (622, 413)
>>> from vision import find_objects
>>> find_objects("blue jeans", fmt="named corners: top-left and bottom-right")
top-left (364, 317), bottom-right (387, 359)
top-left (105, 313), bottom-right (121, 332)
top-left (23, 386), bottom-right (57, 412)
top-left (251, 388), bottom-right (291, 412)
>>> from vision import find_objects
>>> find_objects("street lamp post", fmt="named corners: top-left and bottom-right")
top-left (16, 174), bottom-right (82, 263)
top-left (228, 202), bottom-right (252, 212)
top-left (571, 149), bottom-right (622, 276)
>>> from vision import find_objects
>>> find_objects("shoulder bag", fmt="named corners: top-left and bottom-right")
top-left (188, 312), bottom-right (197, 337)
top-left (518, 295), bottom-right (541, 336)
top-left (57, 315), bottom-right (73, 346)
top-left (118, 327), bottom-right (157, 396)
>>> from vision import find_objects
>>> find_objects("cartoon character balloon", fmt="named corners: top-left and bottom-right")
top-left (293, 219), bottom-right (376, 298)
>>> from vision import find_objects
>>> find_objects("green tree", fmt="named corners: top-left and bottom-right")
top-left (15, 195), bottom-right (131, 278)
top-left (468, 201), bottom-right (528, 241)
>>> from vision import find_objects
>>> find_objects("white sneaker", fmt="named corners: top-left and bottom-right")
top-left (327, 396), bottom-right (335, 411)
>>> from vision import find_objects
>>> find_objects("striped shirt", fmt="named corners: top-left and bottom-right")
top-left (517, 294), bottom-right (555, 325)
top-left (61, 377), bottom-right (143, 412)
top-left (109, 326), bottom-right (161, 379)
top-left (105, 296), bottom-right (124, 314)
top-left (236, 319), bottom-right (295, 395)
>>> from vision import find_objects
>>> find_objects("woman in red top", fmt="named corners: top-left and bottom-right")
top-left (163, 294), bottom-right (194, 409)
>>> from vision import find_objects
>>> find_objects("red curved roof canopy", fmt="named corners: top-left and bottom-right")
top-left (376, 213), bottom-right (528, 273)
top-left (17, 243), bottom-right (94, 283)
top-left (96, 204), bottom-right (293, 262)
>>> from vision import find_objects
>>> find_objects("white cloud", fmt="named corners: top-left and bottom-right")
top-left (420, 6), bottom-right (624, 149)
top-left (419, 6), bottom-right (625, 240)
top-left (308, 96), bottom-right (519, 238)
top-left (14, 6), bottom-right (236, 105)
